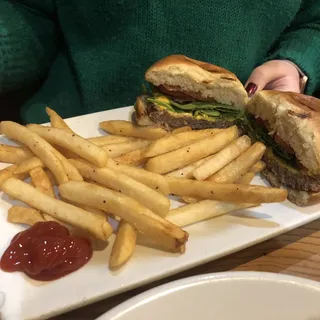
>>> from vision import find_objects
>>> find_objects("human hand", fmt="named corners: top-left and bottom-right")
top-left (245, 60), bottom-right (301, 96)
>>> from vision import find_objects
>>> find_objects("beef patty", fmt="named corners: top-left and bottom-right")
top-left (263, 152), bottom-right (320, 192)
top-left (261, 169), bottom-right (313, 206)
top-left (146, 103), bottom-right (235, 130)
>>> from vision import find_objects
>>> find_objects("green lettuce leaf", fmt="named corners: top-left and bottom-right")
top-left (170, 101), bottom-right (221, 110)
top-left (148, 95), bottom-right (244, 120)
top-left (146, 97), bottom-right (191, 114)
top-left (194, 110), bottom-right (220, 117)
top-left (146, 97), bottom-right (175, 112)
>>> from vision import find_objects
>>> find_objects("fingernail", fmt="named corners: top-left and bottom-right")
top-left (245, 83), bottom-right (258, 97)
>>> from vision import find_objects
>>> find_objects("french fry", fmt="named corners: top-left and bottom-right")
top-left (53, 151), bottom-right (83, 181)
top-left (107, 160), bottom-right (170, 196)
top-left (44, 169), bottom-right (57, 185)
top-left (59, 181), bottom-right (188, 252)
top-left (99, 120), bottom-right (167, 140)
top-left (40, 212), bottom-right (66, 225)
top-left (2, 178), bottom-right (113, 241)
top-left (167, 201), bottom-right (257, 227)
top-left (85, 179), bottom-right (105, 188)
top-left (102, 139), bottom-right (151, 158)
top-left (172, 126), bottom-right (192, 134)
top-left (8, 206), bottom-right (67, 226)
top-left (46, 107), bottom-right (74, 133)
top-left (181, 161), bottom-right (256, 203)
top-left (181, 196), bottom-right (198, 204)
top-left (136, 233), bottom-right (185, 253)
top-left (15, 152), bottom-right (83, 182)
top-left (165, 155), bottom-right (216, 179)
top-left (114, 147), bottom-right (149, 166)
top-left (42, 214), bottom-right (66, 224)
top-left (27, 125), bottom-right (109, 168)
top-left (109, 220), bottom-right (137, 270)
top-left (250, 161), bottom-right (266, 174)
top-left (8, 206), bottom-right (45, 226)
top-left (165, 176), bottom-right (287, 203)
top-left (235, 172), bottom-right (255, 184)
top-left (208, 142), bottom-right (266, 183)
top-left (0, 144), bottom-right (33, 164)
top-left (192, 136), bottom-right (251, 181)
top-left (14, 157), bottom-right (43, 175)
top-left (0, 165), bottom-right (18, 188)
top-left (65, 199), bottom-right (107, 219)
top-left (146, 126), bottom-right (239, 174)
top-left (144, 128), bottom-right (222, 158)
top-left (69, 159), bottom-right (170, 217)
top-left (54, 145), bottom-right (79, 159)
top-left (0, 122), bottom-right (68, 184)
top-left (87, 135), bottom-right (136, 146)
top-left (78, 205), bottom-right (106, 219)
top-left (182, 172), bottom-right (255, 202)
top-left (30, 167), bottom-right (55, 198)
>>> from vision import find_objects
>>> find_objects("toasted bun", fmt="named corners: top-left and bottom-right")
top-left (247, 91), bottom-right (320, 174)
top-left (134, 96), bottom-right (236, 130)
top-left (145, 55), bottom-right (248, 107)
top-left (261, 169), bottom-right (320, 206)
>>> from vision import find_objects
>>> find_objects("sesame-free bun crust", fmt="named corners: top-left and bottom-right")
top-left (247, 91), bottom-right (320, 174)
top-left (145, 55), bottom-right (248, 108)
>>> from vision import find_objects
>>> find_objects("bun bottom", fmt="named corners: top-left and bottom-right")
top-left (134, 96), bottom-right (236, 130)
top-left (261, 170), bottom-right (320, 206)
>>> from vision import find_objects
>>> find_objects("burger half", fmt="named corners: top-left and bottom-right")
top-left (134, 55), bottom-right (248, 130)
top-left (246, 90), bottom-right (320, 206)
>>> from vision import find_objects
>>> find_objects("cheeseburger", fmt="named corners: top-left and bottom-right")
top-left (246, 90), bottom-right (320, 206)
top-left (134, 55), bottom-right (248, 130)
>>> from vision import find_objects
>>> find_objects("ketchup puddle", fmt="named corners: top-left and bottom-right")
top-left (0, 221), bottom-right (93, 281)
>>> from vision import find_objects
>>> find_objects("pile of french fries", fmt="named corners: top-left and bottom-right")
top-left (0, 107), bottom-right (287, 271)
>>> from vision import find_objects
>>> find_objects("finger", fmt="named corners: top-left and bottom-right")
top-left (245, 60), bottom-right (300, 95)
top-left (245, 64), bottom-right (284, 92)
top-left (246, 60), bottom-right (299, 95)
top-left (264, 77), bottom-right (301, 93)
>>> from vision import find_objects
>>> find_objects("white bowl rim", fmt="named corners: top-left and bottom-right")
top-left (96, 271), bottom-right (320, 320)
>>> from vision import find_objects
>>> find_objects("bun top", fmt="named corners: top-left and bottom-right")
top-left (145, 55), bottom-right (248, 108)
top-left (247, 90), bottom-right (320, 174)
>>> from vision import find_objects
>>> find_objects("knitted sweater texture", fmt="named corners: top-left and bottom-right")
top-left (1, 0), bottom-right (320, 123)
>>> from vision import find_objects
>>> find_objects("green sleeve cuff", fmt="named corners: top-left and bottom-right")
top-left (266, 28), bottom-right (320, 95)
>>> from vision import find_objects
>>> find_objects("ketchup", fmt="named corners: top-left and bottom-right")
top-left (0, 221), bottom-right (93, 281)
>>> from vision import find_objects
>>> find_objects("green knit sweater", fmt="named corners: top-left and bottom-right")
top-left (1, 0), bottom-right (320, 123)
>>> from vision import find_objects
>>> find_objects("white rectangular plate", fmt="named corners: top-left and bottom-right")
top-left (1, 107), bottom-right (319, 320)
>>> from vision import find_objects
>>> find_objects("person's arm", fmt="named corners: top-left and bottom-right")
top-left (0, 0), bottom-right (59, 94)
top-left (264, 0), bottom-right (320, 94)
